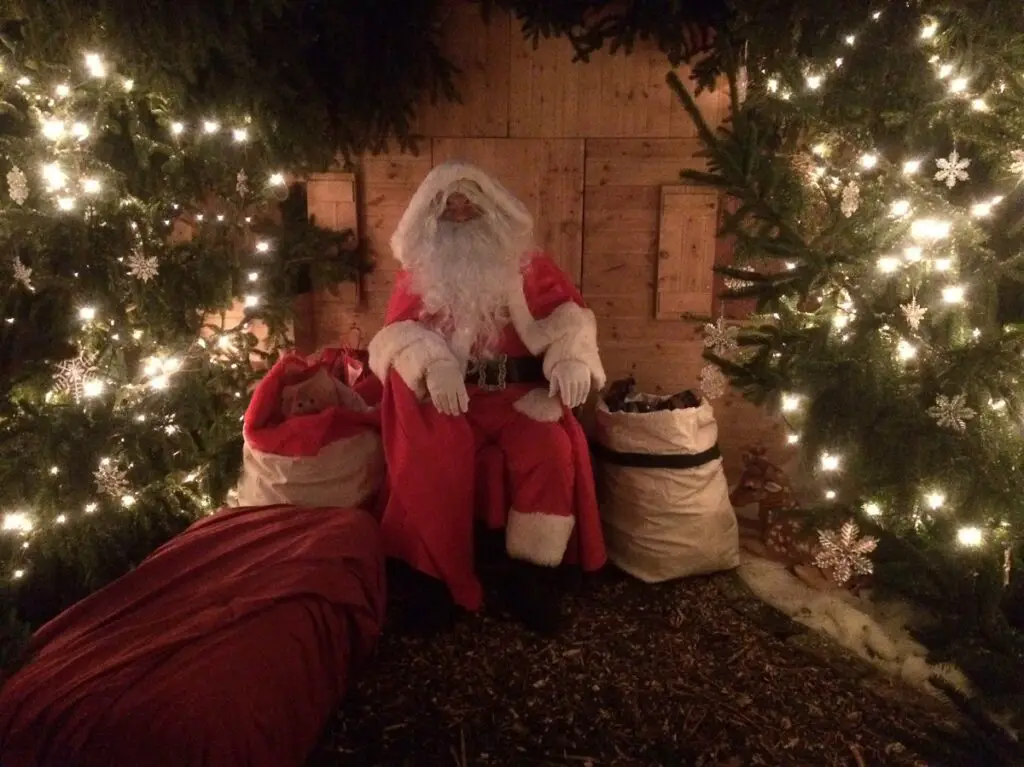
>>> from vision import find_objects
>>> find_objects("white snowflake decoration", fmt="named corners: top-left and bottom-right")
top-left (934, 150), bottom-right (970, 189)
top-left (703, 316), bottom-right (739, 356)
top-left (1009, 150), bottom-right (1024, 178)
top-left (840, 180), bottom-right (860, 218)
top-left (6, 166), bottom-right (28, 205)
top-left (814, 520), bottom-right (878, 586)
top-left (900, 296), bottom-right (927, 331)
top-left (928, 393), bottom-right (976, 433)
top-left (94, 459), bottom-right (129, 498)
top-left (127, 247), bottom-right (159, 282)
top-left (53, 351), bottom-right (97, 401)
top-left (236, 169), bottom-right (249, 197)
top-left (11, 256), bottom-right (33, 291)
top-left (698, 364), bottom-right (728, 400)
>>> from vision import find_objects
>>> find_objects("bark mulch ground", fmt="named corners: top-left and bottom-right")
top-left (310, 563), bottom-right (1002, 767)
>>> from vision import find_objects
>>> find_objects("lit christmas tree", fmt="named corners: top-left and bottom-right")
top-left (671, 4), bottom-right (1024, 658)
top-left (0, 48), bottom-right (368, 639)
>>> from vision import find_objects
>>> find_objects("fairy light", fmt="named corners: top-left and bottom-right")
top-left (255, 241), bottom-right (270, 253)
top-left (85, 502), bottom-right (98, 514)
top-left (15, 76), bottom-right (29, 86)
top-left (232, 128), bottom-right (248, 142)
top-left (910, 219), bottom-right (951, 241)
top-left (805, 74), bottom-right (823, 90)
top-left (41, 119), bottom-right (65, 140)
top-left (937, 63), bottom-right (954, 79)
top-left (904, 246), bottom-right (923, 263)
top-left (891, 200), bottom-right (911, 217)
top-left (268, 172), bottom-right (286, 186)
top-left (864, 502), bottom-right (882, 518)
top-left (767, 78), bottom-right (779, 93)
top-left (921, 21), bottom-right (938, 40)
top-left (83, 380), bottom-right (105, 398)
top-left (787, 433), bottom-right (800, 445)
top-left (3, 512), bottom-right (33, 533)
top-left (247, 271), bottom-right (259, 282)
top-left (942, 285), bottom-right (965, 304)
top-left (990, 398), bottom-right (1007, 411)
top-left (42, 163), bottom-right (67, 191)
top-left (78, 306), bottom-right (97, 321)
top-left (934, 257), bottom-right (953, 272)
top-left (820, 453), bottom-right (841, 472)
top-left (123, 78), bottom-right (134, 91)
top-left (971, 202), bottom-right (993, 217)
top-left (82, 178), bottom-right (101, 194)
top-left (203, 120), bottom-right (220, 134)
top-left (57, 197), bottom-right (76, 211)
top-left (84, 52), bottom-right (106, 78)
top-left (121, 495), bottom-right (136, 508)
top-left (877, 256), bottom-right (901, 273)
top-left (897, 340), bottom-right (918, 361)
top-left (925, 492), bottom-right (946, 510)
top-left (171, 122), bottom-right (184, 135)
top-left (244, 295), bottom-right (260, 308)
top-left (859, 153), bottom-right (878, 170)
top-left (971, 98), bottom-right (988, 112)
top-left (903, 159), bottom-right (922, 174)
top-left (825, 490), bottom-right (837, 500)
top-left (949, 77), bottom-right (968, 94)
top-left (781, 393), bottom-right (802, 413)
top-left (844, 34), bottom-right (856, 45)
top-left (957, 526), bottom-right (983, 547)
top-left (55, 83), bottom-right (71, 98)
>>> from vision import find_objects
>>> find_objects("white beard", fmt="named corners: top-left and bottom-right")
top-left (404, 217), bottom-right (527, 361)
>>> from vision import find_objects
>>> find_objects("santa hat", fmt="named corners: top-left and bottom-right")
top-left (390, 160), bottom-right (534, 265)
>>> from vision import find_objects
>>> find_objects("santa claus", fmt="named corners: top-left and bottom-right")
top-left (368, 160), bottom-right (608, 634)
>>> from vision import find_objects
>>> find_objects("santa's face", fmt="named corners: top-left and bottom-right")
top-left (403, 180), bottom-right (528, 359)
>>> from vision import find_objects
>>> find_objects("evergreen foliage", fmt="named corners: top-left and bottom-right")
top-left (664, 0), bottom-right (1024, 722)
top-left (3, 0), bottom-right (460, 167)
top-left (0, 48), bottom-right (369, 649)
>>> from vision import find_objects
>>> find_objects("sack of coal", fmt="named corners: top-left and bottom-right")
top-left (593, 380), bottom-right (739, 583)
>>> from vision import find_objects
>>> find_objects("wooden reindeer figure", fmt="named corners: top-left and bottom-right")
top-left (730, 446), bottom-right (870, 593)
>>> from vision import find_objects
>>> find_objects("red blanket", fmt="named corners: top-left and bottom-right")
top-left (0, 504), bottom-right (386, 767)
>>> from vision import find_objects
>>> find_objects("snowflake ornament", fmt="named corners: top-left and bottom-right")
top-left (703, 316), bottom-right (739, 356)
top-left (94, 459), bottom-right (129, 498)
top-left (928, 393), bottom-right (976, 433)
top-left (11, 256), bottom-right (33, 291)
top-left (840, 181), bottom-right (860, 218)
top-left (53, 351), bottom-right (98, 401)
top-left (814, 520), bottom-right (878, 587)
top-left (126, 247), bottom-right (159, 282)
top-left (6, 166), bottom-right (28, 205)
top-left (900, 296), bottom-right (927, 331)
top-left (698, 364), bottom-right (728, 400)
top-left (934, 150), bottom-right (970, 189)
top-left (236, 169), bottom-right (249, 197)
top-left (1010, 150), bottom-right (1024, 178)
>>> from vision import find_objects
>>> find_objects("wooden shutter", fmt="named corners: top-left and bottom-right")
top-left (655, 184), bottom-right (719, 319)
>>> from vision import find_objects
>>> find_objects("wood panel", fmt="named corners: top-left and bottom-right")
top-left (656, 184), bottom-right (718, 319)
top-left (508, 32), bottom-right (727, 139)
top-left (431, 138), bottom-right (585, 286)
top-left (413, 4), bottom-right (511, 138)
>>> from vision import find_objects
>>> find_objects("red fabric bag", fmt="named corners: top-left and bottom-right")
top-left (235, 347), bottom-right (385, 510)
top-left (0, 503), bottom-right (386, 767)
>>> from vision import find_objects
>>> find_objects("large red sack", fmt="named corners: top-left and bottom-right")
top-left (0, 503), bottom-right (386, 767)
top-left (235, 347), bottom-right (385, 509)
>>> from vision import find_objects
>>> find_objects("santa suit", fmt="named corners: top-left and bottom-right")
top-left (368, 250), bottom-right (609, 611)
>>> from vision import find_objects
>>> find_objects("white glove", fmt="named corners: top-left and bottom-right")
top-left (424, 360), bottom-right (469, 416)
top-left (549, 360), bottom-right (591, 409)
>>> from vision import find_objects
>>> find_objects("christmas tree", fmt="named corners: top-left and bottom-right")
top-left (669, 2), bottom-right (1024, 685)
top-left (0, 48), bottom-right (368, 648)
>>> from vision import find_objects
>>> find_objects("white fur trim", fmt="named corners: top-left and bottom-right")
top-left (506, 508), bottom-right (576, 567)
top-left (512, 389), bottom-right (564, 423)
top-left (391, 160), bottom-right (534, 265)
top-left (234, 431), bottom-right (385, 510)
top-left (367, 320), bottom-right (461, 398)
top-left (507, 286), bottom-right (607, 391)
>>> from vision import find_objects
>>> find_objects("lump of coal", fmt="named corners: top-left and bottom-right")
top-left (603, 376), bottom-right (702, 413)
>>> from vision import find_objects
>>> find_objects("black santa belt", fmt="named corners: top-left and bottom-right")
top-left (465, 355), bottom-right (545, 391)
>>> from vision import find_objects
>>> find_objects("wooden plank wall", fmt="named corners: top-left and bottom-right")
top-left (308, 3), bottom-right (785, 478)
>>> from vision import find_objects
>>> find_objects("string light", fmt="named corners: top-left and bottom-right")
top-left (84, 52), bottom-right (106, 78)
top-left (925, 492), bottom-right (946, 510)
top-left (859, 153), bottom-right (878, 170)
top-left (942, 285), bottom-right (965, 304)
top-left (820, 453), bottom-right (841, 471)
top-left (902, 159), bottom-right (922, 174)
top-left (864, 502), bottom-right (882, 517)
top-left (781, 393), bottom-right (802, 413)
top-left (957, 526), bottom-right (983, 547)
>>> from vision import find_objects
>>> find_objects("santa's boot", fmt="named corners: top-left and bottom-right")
top-left (503, 559), bottom-right (567, 636)
top-left (388, 560), bottom-right (456, 635)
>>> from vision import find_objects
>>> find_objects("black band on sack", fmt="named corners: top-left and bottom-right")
top-left (589, 440), bottom-right (722, 469)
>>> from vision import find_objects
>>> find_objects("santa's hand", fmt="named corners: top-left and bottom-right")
top-left (549, 360), bottom-right (591, 409)
top-left (424, 360), bottom-right (469, 416)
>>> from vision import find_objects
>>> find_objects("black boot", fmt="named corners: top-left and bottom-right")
top-left (502, 559), bottom-right (567, 636)
top-left (388, 560), bottom-right (456, 636)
